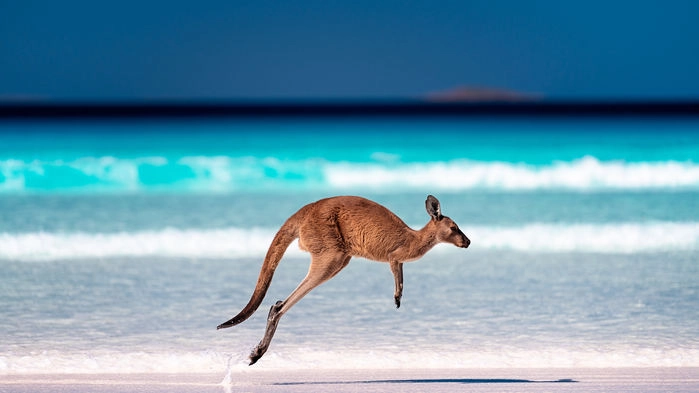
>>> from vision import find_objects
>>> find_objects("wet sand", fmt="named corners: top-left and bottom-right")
top-left (2, 367), bottom-right (698, 393)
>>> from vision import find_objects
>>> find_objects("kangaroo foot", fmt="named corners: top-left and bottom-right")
top-left (394, 294), bottom-right (401, 308)
top-left (248, 300), bottom-right (284, 366)
top-left (249, 345), bottom-right (264, 365)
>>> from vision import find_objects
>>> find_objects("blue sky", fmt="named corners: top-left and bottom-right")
top-left (2, 1), bottom-right (699, 101)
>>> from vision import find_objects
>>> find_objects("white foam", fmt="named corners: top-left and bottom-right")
top-left (2, 346), bottom-right (698, 374)
top-left (3, 155), bottom-right (699, 193)
top-left (325, 156), bottom-right (699, 190)
top-left (254, 346), bottom-right (699, 369)
top-left (471, 222), bottom-right (699, 253)
top-left (1, 222), bottom-right (697, 261)
top-left (0, 350), bottom-right (229, 375)
top-left (0, 228), bottom-right (302, 261)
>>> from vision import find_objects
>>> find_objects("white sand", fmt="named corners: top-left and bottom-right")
top-left (2, 368), bottom-right (698, 393)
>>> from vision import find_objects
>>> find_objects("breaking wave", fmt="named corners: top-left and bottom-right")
top-left (2, 222), bottom-right (697, 261)
top-left (327, 157), bottom-right (699, 191)
top-left (2, 156), bottom-right (699, 193)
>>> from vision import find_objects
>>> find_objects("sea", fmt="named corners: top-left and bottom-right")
top-left (1, 115), bottom-right (698, 375)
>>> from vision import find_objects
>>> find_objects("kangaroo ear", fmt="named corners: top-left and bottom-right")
top-left (425, 195), bottom-right (442, 221)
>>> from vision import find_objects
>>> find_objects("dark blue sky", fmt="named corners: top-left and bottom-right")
top-left (2, 1), bottom-right (699, 101)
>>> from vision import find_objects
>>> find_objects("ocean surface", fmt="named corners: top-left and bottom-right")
top-left (1, 116), bottom-right (698, 374)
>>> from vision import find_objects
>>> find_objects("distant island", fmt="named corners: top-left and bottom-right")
top-left (425, 86), bottom-right (541, 102)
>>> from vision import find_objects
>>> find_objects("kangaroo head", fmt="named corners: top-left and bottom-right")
top-left (425, 195), bottom-right (470, 248)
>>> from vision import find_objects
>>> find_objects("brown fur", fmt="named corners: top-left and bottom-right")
top-left (217, 195), bottom-right (469, 365)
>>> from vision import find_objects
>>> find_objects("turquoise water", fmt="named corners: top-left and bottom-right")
top-left (1, 116), bottom-right (698, 373)
top-left (2, 118), bottom-right (699, 193)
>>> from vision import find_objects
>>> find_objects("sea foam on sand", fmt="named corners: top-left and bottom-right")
top-left (2, 368), bottom-right (699, 393)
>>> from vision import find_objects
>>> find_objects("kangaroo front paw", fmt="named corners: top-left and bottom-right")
top-left (394, 295), bottom-right (401, 308)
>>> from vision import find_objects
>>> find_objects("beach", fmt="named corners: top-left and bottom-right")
top-left (2, 368), bottom-right (699, 393)
top-left (1, 117), bottom-right (698, 391)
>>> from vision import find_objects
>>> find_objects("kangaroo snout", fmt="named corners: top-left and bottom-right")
top-left (462, 237), bottom-right (471, 248)
top-left (457, 234), bottom-right (470, 248)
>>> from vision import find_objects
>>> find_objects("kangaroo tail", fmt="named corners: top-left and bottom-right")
top-left (216, 211), bottom-right (302, 330)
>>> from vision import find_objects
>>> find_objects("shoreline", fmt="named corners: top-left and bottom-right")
top-left (3, 367), bottom-right (699, 392)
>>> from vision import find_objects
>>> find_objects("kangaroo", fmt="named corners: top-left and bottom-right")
top-left (217, 195), bottom-right (470, 365)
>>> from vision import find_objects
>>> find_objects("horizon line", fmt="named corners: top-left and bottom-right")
top-left (1, 99), bottom-right (698, 119)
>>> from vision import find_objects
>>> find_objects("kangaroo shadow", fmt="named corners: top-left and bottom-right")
top-left (275, 378), bottom-right (578, 386)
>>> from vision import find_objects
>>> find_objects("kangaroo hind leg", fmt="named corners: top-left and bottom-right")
top-left (248, 252), bottom-right (350, 365)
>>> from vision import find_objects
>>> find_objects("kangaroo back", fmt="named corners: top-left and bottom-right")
top-left (216, 209), bottom-right (304, 329)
